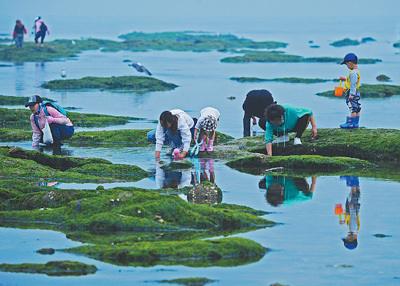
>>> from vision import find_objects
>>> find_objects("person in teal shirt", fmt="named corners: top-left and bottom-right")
top-left (264, 104), bottom-right (317, 156)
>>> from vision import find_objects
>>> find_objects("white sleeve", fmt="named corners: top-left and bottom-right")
top-left (195, 116), bottom-right (203, 130)
top-left (155, 123), bottom-right (166, 152)
top-left (178, 118), bottom-right (192, 152)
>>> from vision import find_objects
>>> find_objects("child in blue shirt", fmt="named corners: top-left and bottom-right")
top-left (339, 53), bottom-right (361, 128)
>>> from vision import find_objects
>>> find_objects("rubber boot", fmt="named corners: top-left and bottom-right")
top-left (199, 140), bottom-right (207, 152)
top-left (340, 117), bottom-right (354, 128)
top-left (353, 116), bottom-right (360, 128)
top-left (207, 139), bottom-right (214, 153)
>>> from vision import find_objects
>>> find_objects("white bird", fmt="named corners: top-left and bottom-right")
top-left (128, 62), bottom-right (152, 76)
top-left (71, 40), bottom-right (76, 45)
top-left (61, 68), bottom-right (67, 78)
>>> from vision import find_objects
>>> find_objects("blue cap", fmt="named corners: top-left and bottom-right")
top-left (340, 53), bottom-right (358, 65)
top-left (342, 238), bottom-right (358, 250)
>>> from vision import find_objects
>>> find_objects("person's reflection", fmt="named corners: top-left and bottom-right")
top-left (259, 175), bottom-right (316, 207)
top-left (31, 182), bottom-right (61, 187)
top-left (33, 144), bottom-right (73, 156)
top-left (154, 161), bottom-right (191, 189)
top-left (340, 176), bottom-right (361, 250)
top-left (191, 158), bottom-right (215, 185)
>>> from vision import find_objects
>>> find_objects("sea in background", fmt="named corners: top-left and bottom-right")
top-left (1, 0), bottom-right (400, 285)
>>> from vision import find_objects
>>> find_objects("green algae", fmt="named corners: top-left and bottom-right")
top-left (0, 95), bottom-right (54, 105)
top-left (42, 76), bottom-right (178, 92)
top-left (376, 75), bottom-right (391, 82)
top-left (0, 107), bottom-right (146, 131)
top-left (0, 146), bottom-right (151, 184)
top-left (0, 128), bottom-right (31, 141)
top-left (62, 237), bottom-right (268, 267)
top-left (161, 160), bottom-right (194, 171)
top-left (317, 84), bottom-right (400, 98)
top-left (119, 31), bottom-right (288, 52)
top-left (394, 41), bottom-right (400, 48)
top-left (160, 277), bottom-right (215, 286)
top-left (330, 37), bottom-right (376, 47)
top-left (65, 129), bottom-right (151, 146)
top-left (230, 77), bottom-right (332, 84)
top-left (0, 261), bottom-right (97, 276)
top-left (0, 32), bottom-right (288, 62)
top-left (0, 184), bottom-right (273, 231)
top-left (227, 154), bottom-right (374, 173)
top-left (220, 51), bottom-right (381, 64)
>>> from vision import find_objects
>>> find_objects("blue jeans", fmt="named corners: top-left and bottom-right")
top-left (14, 34), bottom-right (24, 48)
top-left (49, 124), bottom-right (74, 145)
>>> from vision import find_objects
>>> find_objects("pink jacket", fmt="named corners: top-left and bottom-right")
top-left (30, 106), bottom-right (72, 146)
top-left (35, 19), bottom-right (49, 34)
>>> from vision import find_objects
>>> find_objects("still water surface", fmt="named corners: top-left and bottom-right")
top-left (1, 0), bottom-right (400, 284)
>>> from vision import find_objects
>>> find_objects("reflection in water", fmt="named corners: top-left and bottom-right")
top-left (339, 176), bottom-right (361, 250)
top-left (31, 182), bottom-right (61, 187)
top-left (15, 63), bottom-right (25, 95)
top-left (259, 175), bottom-right (316, 207)
top-left (32, 144), bottom-right (74, 156)
top-left (191, 158), bottom-right (215, 185)
top-left (153, 161), bottom-right (191, 189)
top-left (35, 62), bottom-right (46, 94)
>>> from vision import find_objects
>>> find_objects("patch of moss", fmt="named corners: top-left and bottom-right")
top-left (330, 38), bottom-right (360, 47)
top-left (42, 76), bottom-right (177, 92)
top-left (230, 77), bottom-right (332, 84)
top-left (221, 51), bottom-right (381, 64)
top-left (227, 154), bottom-right (374, 172)
top-left (0, 128), bottom-right (31, 141)
top-left (0, 107), bottom-right (147, 130)
top-left (119, 31), bottom-right (288, 52)
top-left (330, 37), bottom-right (376, 47)
top-left (376, 75), bottom-right (390, 82)
top-left (0, 146), bottom-right (151, 184)
top-left (159, 277), bottom-right (215, 286)
top-left (0, 184), bottom-right (273, 231)
top-left (0, 95), bottom-right (53, 105)
top-left (316, 84), bottom-right (400, 98)
top-left (394, 41), bottom-right (400, 48)
top-left (161, 160), bottom-right (194, 171)
top-left (0, 261), bottom-right (97, 276)
top-left (65, 129), bottom-right (151, 145)
top-left (62, 237), bottom-right (268, 267)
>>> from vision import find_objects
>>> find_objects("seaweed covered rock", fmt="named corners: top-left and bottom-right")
top-left (62, 237), bottom-right (268, 267)
top-left (0, 146), bottom-right (151, 184)
top-left (376, 75), bottom-right (391, 82)
top-left (0, 261), bottom-right (97, 276)
top-left (160, 160), bottom-right (194, 171)
top-left (227, 154), bottom-right (375, 174)
top-left (221, 51), bottom-right (381, 64)
top-left (316, 84), bottom-right (400, 98)
top-left (42, 76), bottom-right (177, 92)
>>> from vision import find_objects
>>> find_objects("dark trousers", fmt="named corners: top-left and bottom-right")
top-left (274, 115), bottom-right (310, 138)
top-left (49, 123), bottom-right (74, 144)
top-left (243, 117), bottom-right (267, 137)
top-left (35, 31), bottom-right (46, 44)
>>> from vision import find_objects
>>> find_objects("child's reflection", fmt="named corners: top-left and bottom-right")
top-left (340, 176), bottom-right (361, 250)
top-left (259, 175), bottom-right (316, 207)
top-left (191, 158), bottom-right (215, 185)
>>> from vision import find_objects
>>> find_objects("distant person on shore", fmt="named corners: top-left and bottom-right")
top-left (242, 89), bottom-right (276, 137)
top-left (26, 95), bottom-right (74, 147)
top-left (33, 16), bottom-right (49, 47)
top-left (13, 20), bottom-right (27, 48)
top-left (339, 53), bottom-right (361, 128)
top-left (193, 107), bottom-right (220, 153)
top-left (264, 104), bottom-right (317, 156)
top-left (147, 109), bottom-right (197, 159)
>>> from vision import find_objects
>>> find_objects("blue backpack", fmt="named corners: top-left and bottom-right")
top-left (34, 101), bottom-right (67, 128)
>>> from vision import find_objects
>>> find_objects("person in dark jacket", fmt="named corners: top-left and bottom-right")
top-left (13, 20), bottom-right (27, 48)
top-left (242, 89), bottom-right (276, 137)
